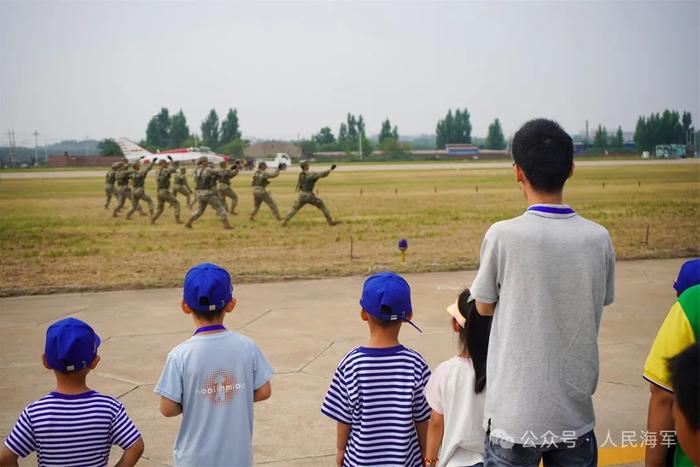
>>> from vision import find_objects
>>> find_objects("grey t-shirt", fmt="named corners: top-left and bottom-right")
top-left (470, 204), bottom-right (615, 445)
top-left (155, 330), bottom-right (274, 467)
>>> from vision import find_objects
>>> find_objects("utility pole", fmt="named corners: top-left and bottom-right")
top-left (8, 129), bottom-right (16, 166)
top-left (585, 120), bottom-right (589, 147)
top-left (358, 131), bottom-right (363, 161)
top-left (33, 130), bottom-right (39, 165)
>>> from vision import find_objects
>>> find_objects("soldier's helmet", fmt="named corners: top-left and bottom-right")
top-left (299, 159), bottom-right (309, 168)
top-left (180, 168), bottom-right (186, 174)
top-left (111, 162), bottom-right (121, 169)
top-left (258, 161), bottom-right (267, 169)
top-left (158, 159), bottom-right (168, 166)
top-left (219, 161), bottom-right (227, 168)
top-left (197, 156), bottom-right (208, 165)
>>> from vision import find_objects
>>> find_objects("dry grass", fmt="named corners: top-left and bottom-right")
top-left (0, 164), bottom-right (698, 295)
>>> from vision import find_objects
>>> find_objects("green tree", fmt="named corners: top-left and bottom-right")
top-left (220, 108), bottom-right (241, 146)
top-left (145, 107), bottom-right (171, 148)
top-left (593, 125), bottom-right (608, 149)
top-left (485, 118), bottom-right (506, 149)
top-left (314, 127), bottom-right (336, 145)
top-left (201, 109), bottom-right (220, 148)
top-left (299, 139), bottom-right (319, 157)
top-left (219, 138), bottom-right (248, 158)
top-left (98, 138), bottom-right (123, 156)
top-left (337, 123), bottom-right (349, 151)
top-left (610, 126), bottom-right (624, 149)
top-left (169, 110), bottom-right (190, 148)
top-left (379, 119), bottom-right (399, 144)
top-left (436, 108), bottom-right (472, 148)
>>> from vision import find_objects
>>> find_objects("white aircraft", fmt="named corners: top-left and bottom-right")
top-left (256, 153), bottom-right (292, 170)
top-left (116, 138), bottom-right (229, 165)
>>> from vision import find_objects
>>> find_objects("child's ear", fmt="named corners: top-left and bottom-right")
top-left (360, 309), bottom-right (369, 322)
top-left (224, 298), bottom-right (236, 314)
top-left (181, 299), bottom-right (193, 315)
top-left (89, 355), bottom-right (101, 370)
top-left (41, 353), bottom-right (51, 370)
top-left (568, 161), bottom-right (576, 179)
top-left (451, 318), bottom-right (461, 333)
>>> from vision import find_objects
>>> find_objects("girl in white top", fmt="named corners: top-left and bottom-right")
top-left (424, 288), bottom-right (493, 467)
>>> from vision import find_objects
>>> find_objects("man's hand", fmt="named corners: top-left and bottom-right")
top-left (336, 449), bottom-right (344, 467)
top-left (331, 164), bottom-right (337, 170)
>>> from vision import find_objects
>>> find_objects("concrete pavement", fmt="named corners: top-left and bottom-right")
top-left (0, 158), bottom-right (697, 179)
top-left (0, 258), bottom-right (687, 465)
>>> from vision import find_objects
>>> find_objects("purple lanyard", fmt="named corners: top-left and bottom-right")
top-left (193, 324), bottom-right (226, 335)
top-left (527, 205), bottom-right (575, 215)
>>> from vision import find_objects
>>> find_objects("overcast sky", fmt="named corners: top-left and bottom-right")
top-left (1, 1), bottom-right (698, 145)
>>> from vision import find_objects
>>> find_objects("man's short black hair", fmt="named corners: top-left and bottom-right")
top-left (193, 308), bottom-right (225, 322)
top-left (512, 118), bottom-right (574, 193)
top-left (668, 344), bottom-right (700, 431)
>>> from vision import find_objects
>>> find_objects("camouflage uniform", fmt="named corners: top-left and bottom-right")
top-left (216, 163), bottom-right (239, 214)
top-left (126, 161), bottom-right (155, 220)
top-left (283, 165), bottom-right (336, 225)
top-left (185, 158), bottom-right (231, 229)
top-left (250, 166), bottom-right (281, 221)
top-left (172, 169), bottom-right (193, 208)
top-left (112, 165), bottom-right (143, 217)
top-left (104, 164), bottom-right (119, 209)
top-left (151, 163), bottom-right (181, 224)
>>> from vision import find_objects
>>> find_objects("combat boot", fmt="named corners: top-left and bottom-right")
top-left (184, 220), bottom-right (193, 229)
top-left (175, 215), bottom-right (183, 224)
top-left (222, 219), bottom-right (233, 230)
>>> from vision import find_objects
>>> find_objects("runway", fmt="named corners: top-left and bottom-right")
top-left (1, 158), bottom-right (697, 179)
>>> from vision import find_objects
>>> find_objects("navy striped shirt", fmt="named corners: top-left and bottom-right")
top-left (321, 345), bottom-right (432, 467)
top-left (4, 390), bottom-right (141, 467)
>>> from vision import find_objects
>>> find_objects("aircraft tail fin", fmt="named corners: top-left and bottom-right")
top-left (117, 138), bottom-right (153, 162)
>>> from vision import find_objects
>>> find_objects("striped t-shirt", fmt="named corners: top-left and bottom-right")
top-left (321, 345), bottom-right (432, 467)
top-left (4, 390), bottom-right (141, 467)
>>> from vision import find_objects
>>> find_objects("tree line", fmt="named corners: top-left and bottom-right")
top-left (634, 110), bottom-right (694, 152)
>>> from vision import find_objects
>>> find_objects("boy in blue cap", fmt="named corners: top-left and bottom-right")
top-left (321, 271), bottom-right (431, 467)
top-left (0, 317), bottom-right (144, 467)
top-left (155, 262), bottom-right (274, 467)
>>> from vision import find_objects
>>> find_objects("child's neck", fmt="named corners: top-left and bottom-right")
top-left (192, 316), bottom-right (227, 334)
top-left (366, 329), bottom-right (401, 348)
top-left (526, 189), bottom-right (564, 206)
top-left (54, 374), bottom-right (91, 395)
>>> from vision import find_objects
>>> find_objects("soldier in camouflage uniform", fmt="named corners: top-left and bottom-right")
top-left (104, 162), bottom-right (120, 209)
top-left (112, 161), bottom-right (144, 218)
top-left (249, 161), bottom-right (281, 221)
top-left (216, 160), bottom-right (239, 215)
top-left (282, 160), bottom-right (338, 226)
top-left (172, 165), bottom-right (194, 208)
top-left (126, 159), bottom-right (156, 220)
top-left (185, 156), bottom-right (232, 230)
top-left (151, 159), bottom-right (182, 225)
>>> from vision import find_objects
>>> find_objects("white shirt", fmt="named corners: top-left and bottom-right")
top-left (424, 356), bottom-right (485, 467)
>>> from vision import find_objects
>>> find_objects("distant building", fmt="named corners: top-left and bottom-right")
top-left (445, 144), bottom-right (479, 157)
top-left (244, 141), bottom-right (301, 159)
top-left (48, 154), bottom-right (121, 167)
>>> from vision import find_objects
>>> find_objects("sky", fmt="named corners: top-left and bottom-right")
top-left (0, 1), bottom-right (698, 145)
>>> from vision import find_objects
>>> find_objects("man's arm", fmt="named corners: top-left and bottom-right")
top-left (475, 300), bottom-right (496, 316)
top-left (425, 410), bottom-right (444, 466)
top-left (0, 447), bottom-right (19, 467)
top-left (645, 383), bottom-right (674, 467)
top-left (268, 169), bottom-right (280, 178)
top-left (159, 396), bottom-right (182, 417)
top-left (336, 422), bottom-right (351, 467)
top-left (114, 437), bottom-right (144, 467)
top-left (253, 381), bottom-right (272, 402)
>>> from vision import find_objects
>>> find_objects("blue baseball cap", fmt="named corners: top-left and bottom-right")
top-left (45, 318), bottom-right (101, 373)
top-left (360, 272), bottom-right (422, 332)
top-left (674, 259), bottom-right (700, 295)
top-left (183, 263), bottom-right (233, 312)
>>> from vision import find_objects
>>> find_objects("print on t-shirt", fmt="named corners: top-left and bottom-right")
top-left (196, 369), bottom-right (246, 404)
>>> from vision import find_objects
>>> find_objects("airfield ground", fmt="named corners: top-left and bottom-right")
top-left (0, 258), bottom-right (687, 466)
top-left (0, 160), bottom-right (698, 296)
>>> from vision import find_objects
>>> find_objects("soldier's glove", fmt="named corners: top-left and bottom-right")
top-left (167, 155), bottom-right (173, 161)
top-left (331, 164), bottom-right (337, 170)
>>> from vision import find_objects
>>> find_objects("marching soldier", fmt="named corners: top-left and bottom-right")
top-left (172, 165), bottom-right (194, 208)
top-left (112, 161), bottom-right (144, 218)
top-left (151, 159), bottom-right (182, 225)
top-left (282, 160), bottom-right (338, 226)
top-left (216, 160), bottom-right (239, 215)
top-left (185, 156), bottom-right (232, 230)
top-left (104, 162), bottom-right (119, 209)
top-left (249, 161), bottom-right (281, 221)
top-left (126, 159), bottom-right (155, 220)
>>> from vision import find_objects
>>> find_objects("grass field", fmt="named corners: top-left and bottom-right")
top-left (0, 163), bottom-right (698, 296)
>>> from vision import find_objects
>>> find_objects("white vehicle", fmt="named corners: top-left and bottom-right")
top-left (256, 153), bottom-right (292, 170)
top-left (116, 138), bottom-right (229, 165)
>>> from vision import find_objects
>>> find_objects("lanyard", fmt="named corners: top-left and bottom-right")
top-left (193, 324), bottom-right (226, 335)
top-left (527, 205), bottom-right (575, 215)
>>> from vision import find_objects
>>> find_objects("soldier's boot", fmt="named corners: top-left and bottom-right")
top-left (328, 219), bottom-right (339, 226)
top-left (249, 215), bottom-right (255, 222)
top-left (112, 211), bottom-right (118, 218)
top-left (222, 219), bottom-right (232, 230)
top-left (175, 215), bottom-right (183, 224)
top-left (149, 209), bottom-right (154, 221)
top-left (184, 220), bottom-right (193, 229)
top-left (125, 211), bottom-right (133, 220)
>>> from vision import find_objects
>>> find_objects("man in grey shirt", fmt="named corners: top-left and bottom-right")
top-left (471, 119), bottom-right (615, 467)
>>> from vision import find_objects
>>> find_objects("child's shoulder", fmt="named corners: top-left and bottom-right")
top-left (24, 391), bottom-right (123, 415)
top-left (434, 356), bottom-right (472, 374)
top-left (169, 330), bottom-right (258, 354)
